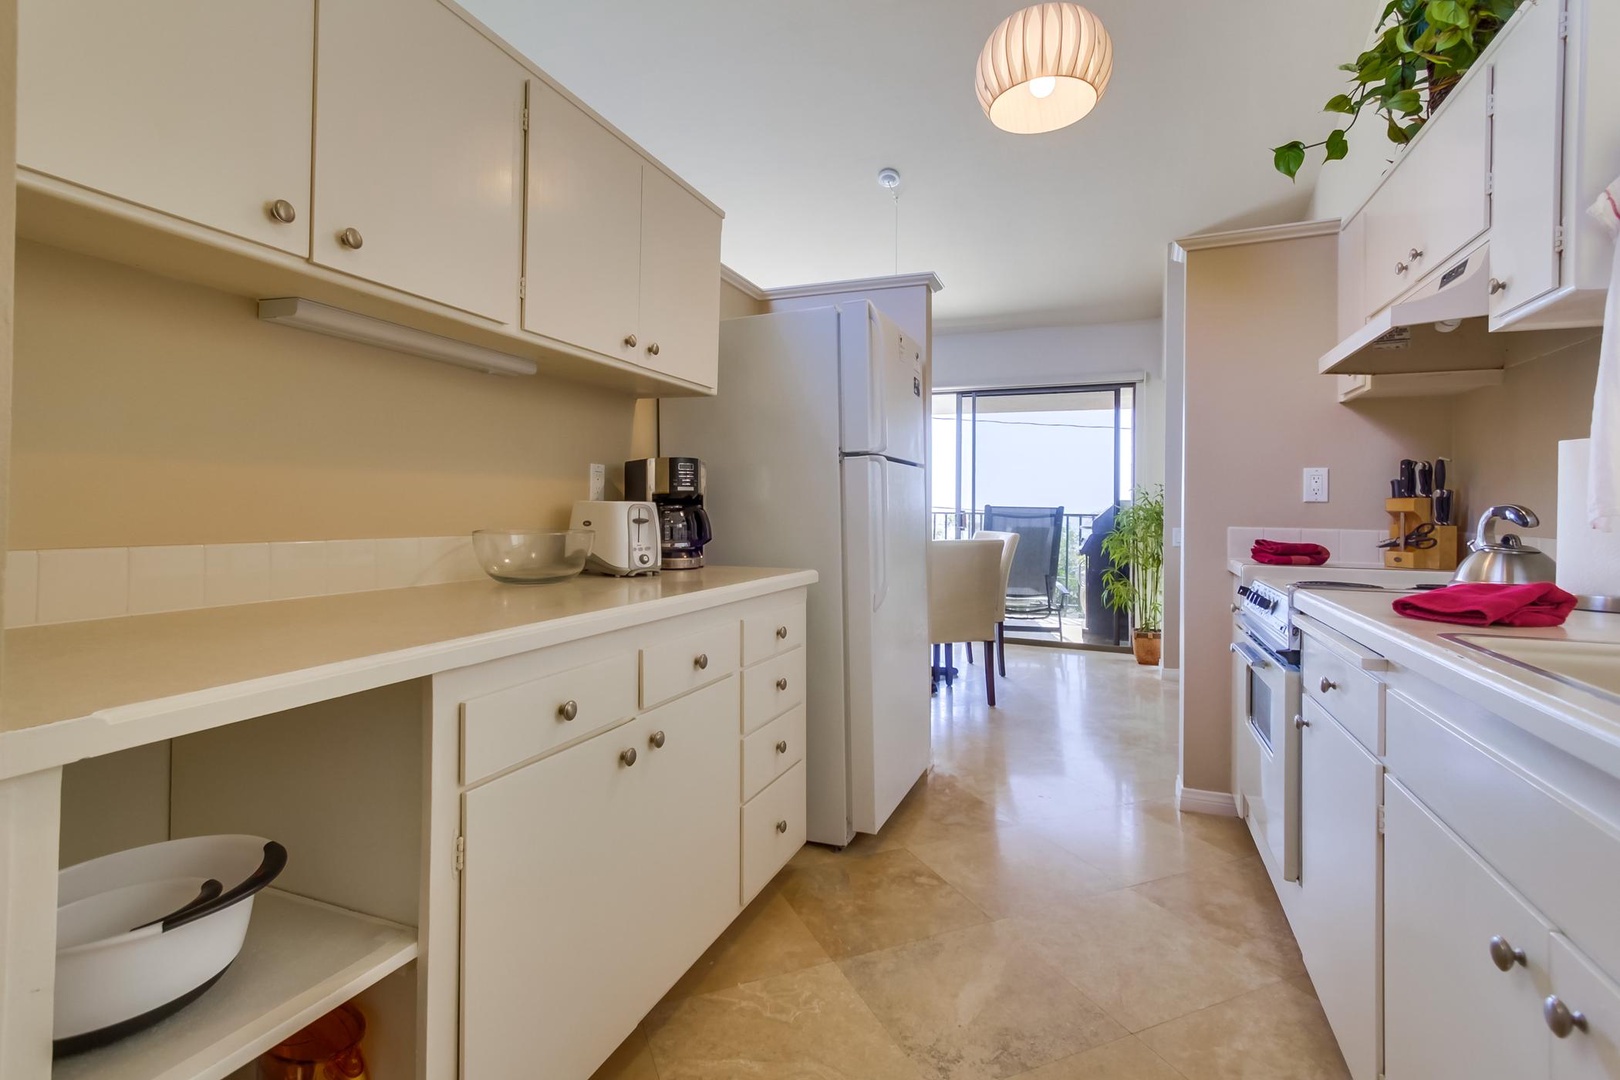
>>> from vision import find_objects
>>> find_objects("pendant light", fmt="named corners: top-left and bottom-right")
top-left (976, 3), bottom-right (1113, 134)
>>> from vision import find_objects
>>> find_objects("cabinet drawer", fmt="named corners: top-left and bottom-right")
top-left (742, 703), bottom-right (805, 802)
top-left (743, 604), bottom-right (806, 667)
top-left (461, 652), bottom-right (637, 784)
top-left (1302, 630), bottom-right (1384, 753)
top-left (742, 761), bottom-right (806, 905)
top-left (1550, 933), bottom-right (1620, 1080)
top-left (742, 647), bottom-right (805, 734)
top-left (640, 622), bottom-right (738, 710)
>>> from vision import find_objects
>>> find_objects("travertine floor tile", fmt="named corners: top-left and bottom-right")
top-left (660, 884), bottom-right (831, 1003)
top-left (1139, 979), bottom-right (1350, 1079)
top-left (907, 827), bottom-right (1123, 919)
top-left (1010, 890), bottom-right (1281, 1032)
top-left (876, 771), bottom-right (1005, 848)
top-left (779, 847), bottom-right (989, 959)
top-left (1019, 800), bottom-right (1246, 886)
top-left (1017, 1036), bottom-right (1187, 1079)
top-left (644, 962), bottom-right (923, 1080)
top-left (1131, 855), bottom-right (1304, 977)
top-left (839, 922), bottom-right (1126, 1080)
top-left (588, 1027), bottom-right (659, 1080)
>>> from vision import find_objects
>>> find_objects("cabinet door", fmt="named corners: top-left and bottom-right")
top-left (313, 0), bottom-right (524, 324)
top-left (17, 0), bottom-right (314, 255)
top-left (639, 166), bottom-right (724, 389)
top-left (1549, 933), bottom-right (1620, 1080)
top-left (1384, 777), bottom-right (1553, 1080)
top-left (1294, 701), bottom-right (1382, 1080)
top-left (1488, 0), bottom-right (1567, 325)
top-left (523, 81), bottom-right (645, 362)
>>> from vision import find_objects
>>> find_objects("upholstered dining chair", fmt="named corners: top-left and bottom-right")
top-left (971, 530), bottom-right (1020, 678)
top-left (927, 538), bottom-right (1004, 707)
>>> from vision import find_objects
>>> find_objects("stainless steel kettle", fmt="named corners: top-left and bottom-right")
top-left (1451, 504), bottom-right (1557, 585)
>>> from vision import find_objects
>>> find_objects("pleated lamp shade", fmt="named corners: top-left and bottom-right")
top-left (976, 3), bottom-right (1113, 134)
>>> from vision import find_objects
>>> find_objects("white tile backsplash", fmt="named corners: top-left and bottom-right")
top-left (6, 550), bottom-right (39, 629)
top-left (38, 548), bottom-right (130, 625)
top-left (1298, 529), bottom-right (1343, 560)
top-left (1229, 525), bottom-right (1387, 567)
top-left (269, 541), bottom-right (329, 601)
top-left (204, 544), bottom-right (271, 607)
top-left (326, 539), bottom-right (379, 594)
top-left (418, 536), bottom-right (481, 585)
top-left (129, 545), bottom-right (206, 615)
top-left (375, 537), bottom-right (423, 590)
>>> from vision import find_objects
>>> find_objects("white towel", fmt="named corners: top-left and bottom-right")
top-left (1588, 177), bottom-right (1620, 531)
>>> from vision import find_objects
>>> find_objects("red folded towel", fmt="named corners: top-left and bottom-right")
top-left (1251, 539), bottom-right (1330, 566)
top-left (1392, 582), bottom-right (1579, 628)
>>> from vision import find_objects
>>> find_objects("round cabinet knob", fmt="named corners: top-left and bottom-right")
top-left (1320, 678), bottom-right (1338, 693)
top-left (338, 227), bottom-right (364, 250)
top-left (268, 199), bottom-right (297, 224)
top-left (776, 625), bottom-right (790, 640)
top-left (1395, 260), bottom-right (1410, 275)
top-left (619, 747), bottom-right (638, 767)
top-left (1544, 996), bottom-right (1589, 1039)
top-left (776, 740), bottom-right (789, 754)
top-left (646, 342), bottom-right (661, 357)
top-left (1489, 277), bottom-right (1509, 296)
top-left (557, 699), bottom-right (578, 722)
top-left (1408, 247), bottom-right (1424, 261)
top-left (1488, 935), bottom-right (1527, 972)
top-left (694, 653), bottom-right (709, 671)
top-left (1294, 715), bottom-right (1310, 730)
top-left (648, 730), bottom-right (666, 750)
top-left (623, 334), bottom-right (638, 348)
top-left (775, 819), bottom-right (789, 834)
top-left (776, 677), bottom-right (789, 691)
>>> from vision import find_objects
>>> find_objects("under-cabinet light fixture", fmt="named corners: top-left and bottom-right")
top-left (257, 298), bottom-right (538, 377)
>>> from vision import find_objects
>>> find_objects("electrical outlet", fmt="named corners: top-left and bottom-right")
top-left (1303, 467), bottom-right (1330, 503)
top-left (588, 463), bottom-right (606, 501)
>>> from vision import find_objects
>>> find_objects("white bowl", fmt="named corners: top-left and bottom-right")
top-left (473, 529), bottom-right (593, 584)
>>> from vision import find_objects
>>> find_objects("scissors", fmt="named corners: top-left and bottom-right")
top-left (1378, 522), bottom-right (1438, 550)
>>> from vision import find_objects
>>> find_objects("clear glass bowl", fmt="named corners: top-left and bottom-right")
top-left (472, 530), bottom-right (593, 584)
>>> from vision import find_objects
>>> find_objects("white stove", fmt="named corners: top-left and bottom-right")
top-left (1236, 565), bottom-right (1452, 662)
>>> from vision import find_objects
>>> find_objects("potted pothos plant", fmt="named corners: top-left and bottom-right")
top-left (1100, 485), bottom-right (1165, 666)
top-left (1272, 0), bottom-right (1521, 180)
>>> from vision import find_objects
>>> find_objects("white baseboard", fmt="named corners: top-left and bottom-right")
top-left (1158, 666), bottom-right (1180, 681)
top-left (1176, 779), bottom-right (1240, 817)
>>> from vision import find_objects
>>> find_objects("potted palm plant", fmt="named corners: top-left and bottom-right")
top-left (1099, 485), bottom-right (1165, 666)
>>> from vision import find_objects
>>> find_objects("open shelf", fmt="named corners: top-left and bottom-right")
top-left (54, 889), bottom-right (417, 1080)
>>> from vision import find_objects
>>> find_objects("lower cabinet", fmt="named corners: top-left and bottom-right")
top-left (1550, 934), bottom-right (1620, 1079)
top-left (459, 677), bottom-right (740, 1079)
top-left (1294, 699), bottom-right (1382, 1080)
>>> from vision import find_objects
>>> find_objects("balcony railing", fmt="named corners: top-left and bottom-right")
top-left (930, 510), bottom-right (1103, 639)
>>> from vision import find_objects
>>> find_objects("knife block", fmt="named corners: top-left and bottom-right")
top-left (1384, 498), bottom-right (1459, 571)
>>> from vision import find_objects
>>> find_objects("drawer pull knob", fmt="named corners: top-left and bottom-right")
top-left (623, 333), bottom-right (637, 348)
top-left (694, 653), bottom-right (709, 670)
top-left (647, 342), bottom-right (661, 356)
top-left (1395, 260), bottom-right (1410, 275)
top-left (1408, 247), bottom-right (1424, 261)
top-left (557, 700), bottom-right (578, 722)
top-left (776, 740), bottom-right (789, 754)
top-left (619, 747), bottom-right (638, 767)
top-left (776, 677), bottom-right (789, 691)
top-left (1319, 678), bottom-right (1338, 693)
top-left (1488, 935), bottom-right (1527, 972)
top-left (338, 226), bottom-right (364, 249)
top-left (1294, 715), bottom-right (1309, 730)
top-left (1490, 277), bottom-right (1509, 296)
top-left (776, 625), bottom-right (789, 639)
top-left (1544, 996), bottom-right (1588, 1039)
top-left (648, 730), bottom-right (666, 750)
top-left (775, 819), bottom-right (789, 834)
top-left (268, 198), bottom-right (297, 224)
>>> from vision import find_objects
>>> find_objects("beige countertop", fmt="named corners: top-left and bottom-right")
top-left (0, 566), bottom-right (816, 779)
top-left (1295, 588), bottom-right (1620, 780)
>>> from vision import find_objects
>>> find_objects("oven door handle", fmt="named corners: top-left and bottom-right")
top-left (1230, 641), bottom-right (1270, 669)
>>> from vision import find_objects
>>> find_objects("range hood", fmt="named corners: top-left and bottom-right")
top-left (1318, 245), bottom-right (1508, 376)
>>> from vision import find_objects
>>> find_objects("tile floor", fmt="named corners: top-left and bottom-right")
top-left (592, 647), bottom-right (1351, 1080)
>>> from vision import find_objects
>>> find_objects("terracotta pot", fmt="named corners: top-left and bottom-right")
top-left (1131, 630), bottom-right (1162, 666)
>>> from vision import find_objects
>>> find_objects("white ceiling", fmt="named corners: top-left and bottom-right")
top-left (463, 0), bottom-right (1372, 331)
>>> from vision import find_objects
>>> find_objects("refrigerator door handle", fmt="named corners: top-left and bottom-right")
top-left (872, 460), bottom-right (890, 613)
top-left (866, 309), bottom-right (888, 456)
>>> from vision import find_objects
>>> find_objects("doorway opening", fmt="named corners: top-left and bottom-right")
top-left (931, 384), bottom-right (1136, 650)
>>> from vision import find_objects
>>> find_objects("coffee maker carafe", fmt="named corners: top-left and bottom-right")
top-left (625, 457), bottom-right (712, 569)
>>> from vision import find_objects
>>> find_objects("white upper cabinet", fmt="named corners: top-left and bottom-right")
top-left (639, 167), bottom-right (724, 389)
top-left (523, 81), bottom-right (646, 364)
top-left (313, 0), bottom-right (525, 325)
top-left (1488, 0), bottom-right (1567, 324)
top-left (17, 0), bottom-right (315, 256)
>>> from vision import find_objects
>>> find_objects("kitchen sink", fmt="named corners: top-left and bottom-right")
top-left (1447, 635), bottom-right (1620, 704)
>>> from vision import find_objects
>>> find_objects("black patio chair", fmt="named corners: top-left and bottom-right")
top-left (981, 505), bottom-right (1070, 625)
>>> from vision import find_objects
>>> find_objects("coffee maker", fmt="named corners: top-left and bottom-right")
top-left (625, 457), bottom-right (712, 569)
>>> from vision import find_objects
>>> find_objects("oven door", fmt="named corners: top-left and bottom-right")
top-left (1231, 631), bottom-right (1301, 881)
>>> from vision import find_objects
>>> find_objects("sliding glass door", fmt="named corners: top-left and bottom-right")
top-left (931, 384), bottom-right (1135, 648)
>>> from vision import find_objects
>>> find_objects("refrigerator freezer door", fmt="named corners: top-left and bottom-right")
top-left (838, 303), bottom-right (926, 464)
top-left (841, 455), bottom-right (930, 835)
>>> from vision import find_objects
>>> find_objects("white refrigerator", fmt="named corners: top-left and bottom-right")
top-left (659, 302), bottom-right (930, 846)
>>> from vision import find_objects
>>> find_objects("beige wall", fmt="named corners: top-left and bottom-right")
top-left (0, 0), bottom-right (14, 686)
top-left (1181, 232), bottom-right (1449, 794)
top-left (10, 242), bottom-right (641, 549)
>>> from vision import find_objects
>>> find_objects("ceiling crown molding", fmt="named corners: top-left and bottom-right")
top-left (759, 271), bottom-right (944, 300)
top-left (720, 264), bottom-right (768, 300)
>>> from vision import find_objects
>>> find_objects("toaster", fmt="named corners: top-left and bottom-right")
top-left (569, 501), bottom-right (661, 576)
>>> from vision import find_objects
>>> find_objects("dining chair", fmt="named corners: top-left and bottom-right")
top-left (971, 530), bottom-right (1020, 679)
top-left (927, 538), bottom-right (1003, 707)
